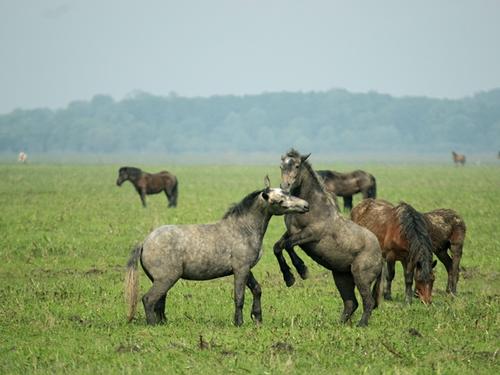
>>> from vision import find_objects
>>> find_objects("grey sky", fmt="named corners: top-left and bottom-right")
top-left (1, 0), bottom-right (499, 114)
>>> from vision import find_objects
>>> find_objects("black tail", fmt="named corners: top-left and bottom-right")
top-left (367, 175), bottom-right (377, 198)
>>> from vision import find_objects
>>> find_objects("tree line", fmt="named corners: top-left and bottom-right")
top-left (1, 88), bottom-right (499, 155)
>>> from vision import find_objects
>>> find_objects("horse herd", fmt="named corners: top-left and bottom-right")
top-left (122, 149), bottom-right (466, 327)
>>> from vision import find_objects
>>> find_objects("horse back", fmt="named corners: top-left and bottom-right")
top-left (424, 209), bottom-right (466, 248)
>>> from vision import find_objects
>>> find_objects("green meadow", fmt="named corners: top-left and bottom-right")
top-left (0, 163), bottom-right (498, 374)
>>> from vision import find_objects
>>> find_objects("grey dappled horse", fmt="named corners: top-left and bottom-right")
top-left (274, 149), bottom-right (383, 327)
top-left (125, 177), bottom-right (309, 326)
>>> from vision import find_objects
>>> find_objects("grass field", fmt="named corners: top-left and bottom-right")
top-left (0, 162), bottom-right (499, 374)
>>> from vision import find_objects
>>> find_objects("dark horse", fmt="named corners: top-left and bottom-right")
top-left (423, 208), bottom-right (466, 295)
top-left (274, 149), bottom-right (383, 327)
top-left (452, 151), bottom-right (466, 166)
top-left (351, 199), bottom-right (437, 304)
top-left (116, 166), bottom-right (178, 208)
top-left (125, 176), bottom-right (309, 326)
top-left (316, 169), bottom-right (377, 211)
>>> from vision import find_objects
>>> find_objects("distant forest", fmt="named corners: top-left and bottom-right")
top-left (1, 89), bottom-right (499, 155)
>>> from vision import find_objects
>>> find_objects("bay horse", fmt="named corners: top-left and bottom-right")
top-left (316, 169), bottom-right (377, 211)
top-left (452, 151), bottom-right (466, 166)
top-left (125, 176), bottom-right (309, 326)
top-left (422, 208), bottom-right (466, 295)
top-left (116, 166), bottom-right (178, 208)
top-left (350, 199), bottom-right (437, 304)
top-left (274, 149), bottom-right (383, 327)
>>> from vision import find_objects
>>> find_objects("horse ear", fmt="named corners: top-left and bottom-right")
top-left (264, 175), bottom-right (271, 189)
top-left (432, 260), bottom-right (437, 269)
top-left (301, 153), bottom-right (311, 162)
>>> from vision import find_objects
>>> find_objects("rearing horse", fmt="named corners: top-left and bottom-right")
top-left (274, 149), bottom-right (383, 327)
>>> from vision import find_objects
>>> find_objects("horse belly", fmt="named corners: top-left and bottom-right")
top-left (300, 241), bottom-right (353, 272)
top-left (182, 253), bottom-right (233, 280)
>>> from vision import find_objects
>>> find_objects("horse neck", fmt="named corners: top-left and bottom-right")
top-left (226, 201), bottom-right (272, 240)
top-left (295, 166), bottom-right (341, 219)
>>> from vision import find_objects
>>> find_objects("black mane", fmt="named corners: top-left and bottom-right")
top-left (397, 202), bottom-right (434, 278)
top-left (120, 166), bottom-right (143, 179)
top-left (222, 190), bottom-right (263, 219)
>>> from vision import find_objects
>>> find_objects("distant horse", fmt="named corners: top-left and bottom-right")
top-left (316, 169), bottom-right (377, 211)
top-left (116, 166), bottom-right (178, 207)
top-left (452, 151), bottom-right (466, 166)
top-left (274, 149), bottom-right (383, 326)
top-left (125, 176), bottom-right (309, 326)
top-left (423, 208), bottom-right (466, 295)
top-left (351, 199), bottom-right (437, 304)
top-left (18, 152), bottom-right (27, 163)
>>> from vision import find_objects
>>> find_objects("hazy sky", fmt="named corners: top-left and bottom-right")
top-left (1, 0), bottom-right (500, 114)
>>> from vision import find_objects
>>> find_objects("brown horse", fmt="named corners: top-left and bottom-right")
top-left (351, 199), bottom-right (437, 304)
top-left (116, 166), bottom-right (178, 208)
top-left (275, 149), bottom-right (383, 327)
top-left (452, 151), bottom-right (466, 166)
top-left (423, 208), bottom-right (466, 295)
top-left (316, 169), bottom-right (376, 211)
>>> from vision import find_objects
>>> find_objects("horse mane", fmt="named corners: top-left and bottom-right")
top-left (222, 190), bottom-right (263, 219)
top-left (120, 166), bottom-right (143, 179)
top-left (396, 202), bottom-right (434, 278)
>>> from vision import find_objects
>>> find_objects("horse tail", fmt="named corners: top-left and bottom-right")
top-left (398, 203), bottom-right (434, 274)
top-left (367, 175), bottom-right (377, 198)
top-left (371, 264), bottom-right (383, 309)
top-left (125, 243), bottom-right (143, 322)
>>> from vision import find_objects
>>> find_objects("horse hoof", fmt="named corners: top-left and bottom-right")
top-left (284, 275), bottom-right (296, 287)
top-left (357, 320), bottom-right (368, 328)
top-left (298, 267), bottom-right (309, 280)
top-left (383, 294), bottom-right (392, 301)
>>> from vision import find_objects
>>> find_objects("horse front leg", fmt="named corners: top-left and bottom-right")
top-left (233, 269), bottom-right (249, 326)
top-left (402, 261), bottom-right (414, 304)
top-left (383, 260), bottom-right (396, 300)
top-left (343, 196), bottom-right (353, 212)
top-left (273, 233), bottom-right (296, 287)
top-left (137, 188), bottom-right (147, 207)
top-left (286, 247), bottom-right (309, 280)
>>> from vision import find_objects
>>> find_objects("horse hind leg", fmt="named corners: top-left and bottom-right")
top-left (142, 277), bottom-right (178, 325)
top-left (332, 271), bottom-right (358, 324)
top-left (246, 271), bottom-right (262, 324)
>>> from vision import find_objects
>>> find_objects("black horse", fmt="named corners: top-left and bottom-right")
top-left (116, 167), bottom-right (178, 208)
top-left (316, 169), bottom-right (376, 211)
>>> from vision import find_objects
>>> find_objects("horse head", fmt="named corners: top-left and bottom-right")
top-left (116, 167), bottom-right (131, 186)
top-left (279, 149), bottom-right (310, 193)
top-left (414, 259), bottom-right (437, 304)
top-left (261, 175), bottom-right (309, 215)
